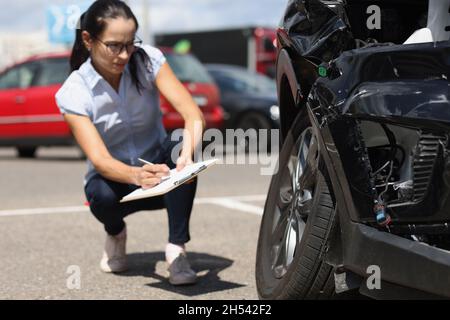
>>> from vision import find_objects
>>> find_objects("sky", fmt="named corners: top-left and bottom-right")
top-left (0, 0), bottom-right (289, 34)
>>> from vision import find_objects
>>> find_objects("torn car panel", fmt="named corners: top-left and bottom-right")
top-left (282, 0), bottom-right (450, 234)
top-left (280, 0), bottom-right (352, 62)
top-left (261, 0), bottom-right (450, 299)
top-left (307, 39), bottom-right (450, 228)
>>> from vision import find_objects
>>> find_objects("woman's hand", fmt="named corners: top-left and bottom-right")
top-left (133, 164), bottom-right (170, 189)
top-left (176, 154), bottom-right (194, 171)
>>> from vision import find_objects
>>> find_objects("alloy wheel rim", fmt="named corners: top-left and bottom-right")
top-left (269, 127), bottom-right (318, 279)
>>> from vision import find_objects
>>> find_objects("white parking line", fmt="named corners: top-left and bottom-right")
top-left (197, 194), bottom-right (266, 202)
top-left (200, 198), bottom-right (264, 216)
top-left (0, 206), bottom-right (89, 217)
top-left (0, 194), bottom-right (266, 217)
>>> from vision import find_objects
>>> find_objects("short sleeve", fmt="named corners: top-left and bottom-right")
top-left (55, 73), bottom-right (92, 117)
top-left (138, 45), bottom-right (167, 83)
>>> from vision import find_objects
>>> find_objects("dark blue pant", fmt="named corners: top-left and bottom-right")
top-left (84, 136), bottom-right (197, 245)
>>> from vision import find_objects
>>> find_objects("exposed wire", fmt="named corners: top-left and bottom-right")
top-left (370, 144), bottom-right (406, 168)
top-left (379, 161), bottom-right (394, 200)
top-left (373, 161), bottom-right (390, 176)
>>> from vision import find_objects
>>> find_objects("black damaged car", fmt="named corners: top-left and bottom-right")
top-left (255, 0), bottom-right (450, 299)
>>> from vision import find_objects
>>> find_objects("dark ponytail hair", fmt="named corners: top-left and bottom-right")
top-left (71, 11), bottom-right (90, 72)
top-left (70, 0), bottom-right (147, 93)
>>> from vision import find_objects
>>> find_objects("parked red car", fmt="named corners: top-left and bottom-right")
top-left (0, 48), bottom-right (223, 157)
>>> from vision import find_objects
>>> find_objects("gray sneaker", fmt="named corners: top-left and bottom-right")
top-left (168, 253), bottom-right (197, 285)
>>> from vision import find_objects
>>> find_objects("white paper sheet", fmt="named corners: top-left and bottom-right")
top-left (120, 158), bottom-right (219, 203)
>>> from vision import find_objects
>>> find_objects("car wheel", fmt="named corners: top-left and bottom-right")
top-left (255, 110), bottom-right (338, 299)
top-left (17, 147), bottom-right (37, 158)
top-left (236, 111), bottom-right (273, 153)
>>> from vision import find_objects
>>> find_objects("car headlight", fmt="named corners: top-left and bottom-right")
top-left (270, 105), bottom-right (280, 120)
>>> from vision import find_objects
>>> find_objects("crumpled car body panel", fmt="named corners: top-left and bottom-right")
top-left (312, 39), bottom-right (450, 226)
top-left (278, 0), bottom-right (450, 229)
top-left (280, 0), bottom-right (353, 62)
top-left (271, 0), bottom-right (450, 299)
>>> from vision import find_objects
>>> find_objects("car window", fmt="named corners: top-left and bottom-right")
top-left (209, 68), bottom-right (276, 94)
top-left (34, 58), bottom-right (70, 87)
top-left (211, 73), bottom-right (245, 94)
top-left (218, 77), bottom-right (238, 93)
top-left (165, 53), bottom-right (213, 83)
top-left (226, 76), bottom-right (253, 94)
top-left (0, 62), bottom-right (39, 90)
top-left (0, 68), bottom-right (20, 89)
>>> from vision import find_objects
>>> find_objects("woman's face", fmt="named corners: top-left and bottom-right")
top-left (83, 17), bottom-right (137, 78)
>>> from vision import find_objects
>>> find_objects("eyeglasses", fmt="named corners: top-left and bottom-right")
top-left (93, 36), bottom-right (143, 56)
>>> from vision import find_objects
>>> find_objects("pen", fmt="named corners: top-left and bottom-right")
top-left (138, 158), bottom-right (171, 181)
top-left (138, 158), bottom-right (154, 165)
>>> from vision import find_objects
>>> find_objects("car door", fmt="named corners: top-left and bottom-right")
top-left (24, 57), bottom-right (71, 139)
top-left (0, 62), bottom-right (37, 141)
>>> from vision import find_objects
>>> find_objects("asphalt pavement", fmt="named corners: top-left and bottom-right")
top-left (0, 146), bottom-right (274, 300)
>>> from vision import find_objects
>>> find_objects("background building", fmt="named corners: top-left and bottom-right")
top-left (0, 31), bottom-right (67, 69)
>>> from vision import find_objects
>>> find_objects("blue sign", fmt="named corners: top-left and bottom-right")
top-left (46, 3), bottom-right (91, 44)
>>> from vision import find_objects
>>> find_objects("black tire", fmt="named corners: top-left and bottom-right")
top-left (255, 110), bottom-right (338, 299)
top-left (235, 111), bottom-right (274, 153)
top-left (17, 147), bottom-right (37, 158)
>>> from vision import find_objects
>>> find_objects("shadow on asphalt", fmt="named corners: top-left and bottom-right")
top-left (118, 252), bottom-right (246, 297)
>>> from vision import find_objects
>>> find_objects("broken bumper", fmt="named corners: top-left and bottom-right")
top-left (344, 221), bottom-right (450, 298)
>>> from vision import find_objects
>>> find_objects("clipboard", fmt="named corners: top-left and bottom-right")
top-left (120, 158), bottom-right (219, 203)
